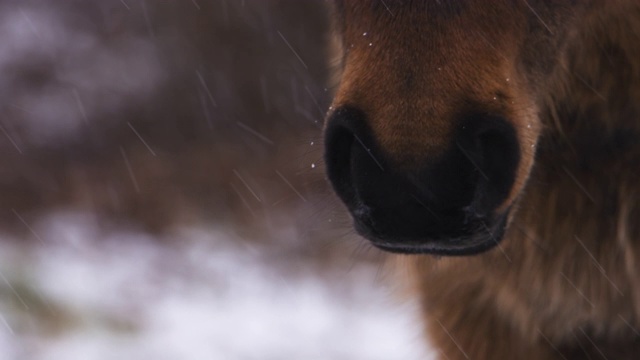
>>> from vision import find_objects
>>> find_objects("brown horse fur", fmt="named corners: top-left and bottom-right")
top-left (324, 1), bottom-right (640, 359)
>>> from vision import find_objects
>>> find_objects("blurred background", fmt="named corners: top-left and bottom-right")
top-left (0, 1), bottom-right (428, 359)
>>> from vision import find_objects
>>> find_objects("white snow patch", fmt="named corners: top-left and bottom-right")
top-left (0, 212), bottom-right (433, 360)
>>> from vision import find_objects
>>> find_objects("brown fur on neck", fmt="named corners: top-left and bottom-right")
top-left (408, 3), bottom-right (640, 358)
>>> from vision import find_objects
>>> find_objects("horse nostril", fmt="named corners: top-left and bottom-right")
top-left (456, 115), bottom-right (521, 216)
top-left (324, 106), bottom-right (388, 210)
top-left (324, 108), bottom-right (359, 207)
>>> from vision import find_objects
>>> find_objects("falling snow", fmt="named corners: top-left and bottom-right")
top-left (0, 1), bottom-right (434, 359)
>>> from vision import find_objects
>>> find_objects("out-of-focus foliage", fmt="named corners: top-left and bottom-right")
top-left (1, 0), bottom-right (333, 238)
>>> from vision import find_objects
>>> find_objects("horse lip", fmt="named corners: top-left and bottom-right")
top-left (352, 210), bottom-right (509, 256)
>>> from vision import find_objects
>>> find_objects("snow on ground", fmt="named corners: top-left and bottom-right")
top-left (0, 211), bottom-right (431, 360)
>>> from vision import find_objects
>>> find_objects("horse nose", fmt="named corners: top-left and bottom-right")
top-left (323, 106), bottom-right (520, 248)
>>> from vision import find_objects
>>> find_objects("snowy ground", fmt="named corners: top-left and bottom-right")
top-left (0, 212), bottom-right (431, 360)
